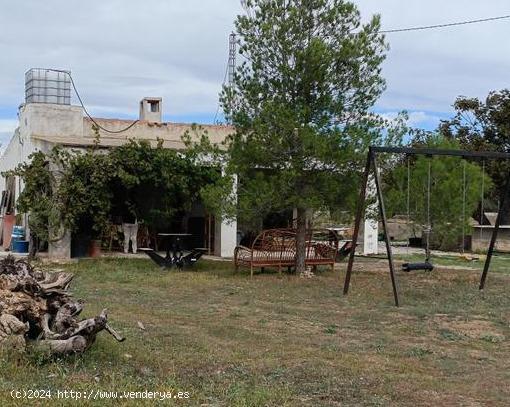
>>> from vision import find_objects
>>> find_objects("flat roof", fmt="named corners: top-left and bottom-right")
top-left (32, 118), bottom-right (234, 150)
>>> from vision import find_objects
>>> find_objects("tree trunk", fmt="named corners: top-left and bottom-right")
top-left (295, 207), bottom-right (307, 275)
top-left (0, 256), bottom-right (124, 355)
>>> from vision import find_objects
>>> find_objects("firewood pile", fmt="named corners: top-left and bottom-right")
top-left (0, 256), bottom-right (124, 354)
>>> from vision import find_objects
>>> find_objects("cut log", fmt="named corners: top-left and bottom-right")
top-left (0, 256), bottom-right (124, 355)
top-left (38, 336), bottom-right (88, 354)
top-left (0, 314), bottom-right (29, 351)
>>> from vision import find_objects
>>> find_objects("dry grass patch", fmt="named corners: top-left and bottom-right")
top-left (0, 257), bottom-right (509, 405)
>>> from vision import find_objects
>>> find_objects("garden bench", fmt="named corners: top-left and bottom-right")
top-left (234, 228), bottom-right (339, 277)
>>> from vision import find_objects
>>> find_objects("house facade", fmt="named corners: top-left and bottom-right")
top-left (0, 70), bottom-right (237, 259)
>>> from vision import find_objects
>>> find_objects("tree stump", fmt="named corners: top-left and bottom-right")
top-left (0, 256), bottom-right (124, 355)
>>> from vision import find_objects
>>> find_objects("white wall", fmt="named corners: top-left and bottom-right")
top-left (363, 176), bottom-right (379, 255)
top-left (0, 129), bottom-right (21, 192)
top-left (0, 104), bottom-right (80, 199)
top-left (0, 104), bottom-right (83, 257)
top-left (214, 173), bottom-right (238, 258)
top-left (19, 103), bottom-right (84, 138)
top-left (215, 217), bottom-right (238, 258)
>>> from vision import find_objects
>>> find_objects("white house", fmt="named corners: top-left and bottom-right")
top-left (0, 69), bottom-right (237, 259)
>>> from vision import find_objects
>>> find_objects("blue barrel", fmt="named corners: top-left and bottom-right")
top-left (11, 226), bottom-right (25, 242)
top-left (12, 240), bottom-right (29, 253)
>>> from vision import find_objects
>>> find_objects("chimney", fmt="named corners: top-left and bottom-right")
top-left (139, 97), bottom-right (162, 123)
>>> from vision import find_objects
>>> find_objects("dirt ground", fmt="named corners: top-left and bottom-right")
top-left (1, 257), bottom-right (509, 406)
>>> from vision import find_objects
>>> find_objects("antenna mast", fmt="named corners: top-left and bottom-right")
top-left (226, 32), bottom-right (237, 123)
top-left (228, 32), bottom-right (236, 88)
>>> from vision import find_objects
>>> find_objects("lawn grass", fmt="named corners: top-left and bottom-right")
top-left (1, 257), bottom-right (510, 406)
top-left (394, 252), bottom-right (510, 274)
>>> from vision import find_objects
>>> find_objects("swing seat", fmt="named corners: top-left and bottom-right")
top-left (402, 262), bottom-right (434, 272)
top-left (336, 241), bottom-right (354, 262)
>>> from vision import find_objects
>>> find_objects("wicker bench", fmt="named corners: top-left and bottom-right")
top-left (234, 228), bottom-right (339, 277)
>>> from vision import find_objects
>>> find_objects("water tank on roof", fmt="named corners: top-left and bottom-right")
top-left (25, 68), bottom-right (71, 105)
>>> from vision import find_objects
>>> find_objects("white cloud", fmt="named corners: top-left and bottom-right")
top-left (406, 112), bottom-right (442, 128)
top-left (0, 0), bottom-right (509, 128)
top-left (0, 120), bottom-right (18, 133)
top-left (355, 0), bottom-right (510, 113)
top-left (0, 0), bottom-right (242, 120)
top-left (380, 111), bottom-right (444, 130)
top-left (0, 120), bottom-right (18, 151)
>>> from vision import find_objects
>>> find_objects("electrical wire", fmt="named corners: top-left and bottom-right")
top-left (214, 14), bottom-right (510, 122)
top-left (67, 74), bottom-right (139, 134)
top-left (379, 14), bottom-right (510, 34)
top-left (49, 69), bottom-right (139, 134)
top-left (54, 14), bottom-right (510, 130)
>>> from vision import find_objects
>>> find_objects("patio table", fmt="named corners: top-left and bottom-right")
top-left (140, 233), bottom-right (206, 269)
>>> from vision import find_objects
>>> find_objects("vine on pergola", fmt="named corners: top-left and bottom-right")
top-left (4, 138), bottom-right (220, 248)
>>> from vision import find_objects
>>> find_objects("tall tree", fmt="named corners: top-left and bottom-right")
top-left (441, 90), bottom-right (510, 222)
top-left (384, 135), bottom-right (490, 251)
top-left (207, 0), bottom-right (389, 274)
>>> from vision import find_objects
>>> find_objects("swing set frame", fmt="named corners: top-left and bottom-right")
top-left (343, 146), bottom-right (510, 307)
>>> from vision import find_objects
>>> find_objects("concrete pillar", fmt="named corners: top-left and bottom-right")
top-left (363, 176), bottom-right (379, 255)
top-left (214, 216), bottom-right (237, 258)
top-left (214, 172), bottom-right (237, 258)
top-left (363, 218), bottom-right (378, 255)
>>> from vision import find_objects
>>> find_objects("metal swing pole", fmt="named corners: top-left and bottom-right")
top-left (372, 153), bottom-right (400, 307)
top-left (480, 160), bottom-right (485, 241)
top-left (344, 145), bottom-right (510, 301)
top-left (425, 159), bottom-right (432, 263)
top-left (344, 149), bottom-right (400, 306)
top-left (479, 171), bottom-right (510, 290)
top-left (407, 157), bottom-right (411, 257)
top-left (462, 160), bottom-right (467, 253)
top-left (343, 152), bottom-right (371, 295)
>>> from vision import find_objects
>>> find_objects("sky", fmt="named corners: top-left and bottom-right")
top-left (1, 0), bottom-right (510, 146)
